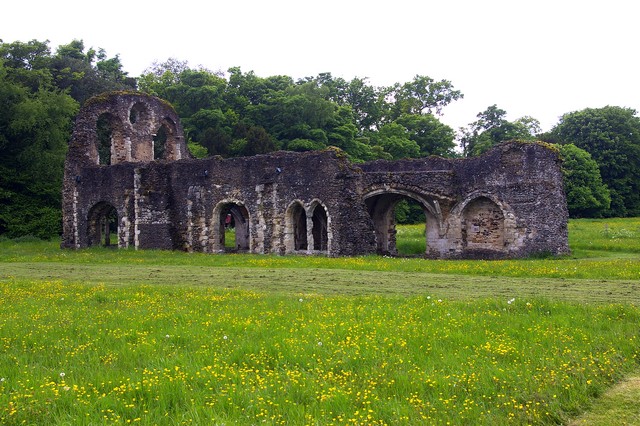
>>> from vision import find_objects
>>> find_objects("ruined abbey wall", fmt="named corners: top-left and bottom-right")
top-left (62, 92), bottom-right (570, 258)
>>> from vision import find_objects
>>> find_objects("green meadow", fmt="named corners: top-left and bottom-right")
top-left (0, 218), bottom-right (639, 425)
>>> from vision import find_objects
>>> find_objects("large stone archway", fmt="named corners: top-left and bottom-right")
top-left (363, 188), bottom-right (444, 256)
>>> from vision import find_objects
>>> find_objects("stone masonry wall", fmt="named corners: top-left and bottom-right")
top-left (62, 92), bottom-right (569, 259)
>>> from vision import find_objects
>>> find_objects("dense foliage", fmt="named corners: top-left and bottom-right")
top-left (138, 63), bottom-right (460, 162)
top-left (0, 39), bottom-right (134, 238)
top-left (556, 144), bottom-right (611, 218)
top-left (458, 105), bottom-right (540, 157)
top-left (550, 106), bottom-right (640, 217)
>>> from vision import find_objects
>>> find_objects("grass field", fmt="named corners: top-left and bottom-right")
top-left (0, 218), bottom-right (639, 425)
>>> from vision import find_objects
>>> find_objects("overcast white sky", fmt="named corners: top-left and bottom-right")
top-left (3, 0), bottom-right (639, 132)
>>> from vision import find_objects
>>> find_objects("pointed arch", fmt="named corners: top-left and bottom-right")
top-left (211, 200), bottom-right (250, 252)
top-left (87, 202), bottom-right (119, 247)
top-left (461, 196), bottom-right (505, 250)
top-left (129, 102), bottom-right (151, 128)
top-left (284, 200), bottom-right (308, 253)
top-left (449, 192), bottom-right (518, 254)
top-left (363, 187), bottom-right (444, 256)
top-left (309, 200), bottom-right (330, 253)
top-left (96, 113), bottom-right (125, 165)
top-left (154, 118), bottom-right (180, 161)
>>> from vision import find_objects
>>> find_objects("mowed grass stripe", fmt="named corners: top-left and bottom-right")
top-left (2, 262), bottom-right (639, 304)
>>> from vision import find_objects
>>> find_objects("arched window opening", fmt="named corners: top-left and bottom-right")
top-left (154, 119), bottom-right (179, 161)
top-left (213, 202), bottom-right (250, 252)
top-left (311, 204), bottom-right (328, 251)
top-left (292, 204), bottom-right (307, 251)
top-left (284, 202), bottom-right (308, 253)
top-left (96, 113), bottom-right (125, 165)
top-left (153, 125), bottom-right (167, 160)
top-left (461, 197), bottom-right (505, 250)
top-left (129, 102), bottom-right (150, 127)
top-left (96, 114), bottom-right (114, 165)
top-left (87, 202), bottom-right (118, 248)
top-left (365, 192), bottom-right (432, 256)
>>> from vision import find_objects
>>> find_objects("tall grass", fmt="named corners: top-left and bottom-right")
top-left (0, 281), bottom-right (638, 425)
top-left (569, 217), bottom-right (640, 255)
top-left (0, 218), bottom-right (639, 423)
top-left (395, 224), bottom-right (426, 255)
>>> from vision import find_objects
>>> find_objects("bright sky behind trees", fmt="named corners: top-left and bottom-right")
top-left (3, 0), bottom-right (638, 132)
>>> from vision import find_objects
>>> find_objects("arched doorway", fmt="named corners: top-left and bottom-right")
top-left (461, 196), bottom-right (505, 250)
top-left (87, 202), bottom-right (118, 247)
top-left (285, 201), bottom-right (308, 253)
top-left (212, 201), bottom-right (250, 252)
top-left (364, 189), bottom-right (441, 256)
top-left (310, 202), bottom-right (329, 252)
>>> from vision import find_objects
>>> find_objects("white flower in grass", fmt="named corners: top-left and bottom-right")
top-left (299, 298), bottom-right (304, 302)
top-left (0, 378), bottom-right (5, 382)
top-left (165, 334), bottom-right (170, 339)
top-left (223, 335), bottom-right (228, 340)
top-left (507, 298), bottom-right (515, 305)
top-left (60, 372), bottom-right (65, 378)
top-left (317, 341), bottom-right (323, 346)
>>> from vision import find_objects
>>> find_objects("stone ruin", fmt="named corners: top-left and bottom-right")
top-left (62, 91), bottom-right (570, 258)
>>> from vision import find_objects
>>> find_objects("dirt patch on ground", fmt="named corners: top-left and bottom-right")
top-left (569, 376), bottom-right (640, 425)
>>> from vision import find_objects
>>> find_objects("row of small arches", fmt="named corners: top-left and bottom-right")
top-left (86, 199), bottom-right (331, 254)
top-left (86, 193), bottom-right (508, 255)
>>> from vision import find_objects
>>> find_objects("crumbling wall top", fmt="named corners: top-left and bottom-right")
top-left (67, 91), bottom-right (189, 169)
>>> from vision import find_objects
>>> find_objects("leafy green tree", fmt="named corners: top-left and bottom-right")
top-left (394, 199), bottom-right (426, 224)
top-left (391, 75), bottom-right (463, 117)
top-left (139, 64), bottom-right (461, 161)
top-left (0, 38), bottom-right (134, 238)
top-left (226, 67), bottom-right (293, 115)
top-left (305, 73), bottom-right (384, 133)
top-left (395, 113), bottom-right (455, 157)
top-left (556, 144), bottom-right (611, 218)
top-left (371, 123), bottom-right (420, 159)
top-left (139, 63), bottom-right (234, 155)
top-left (51, 39), bottom-right (135, 103)
top-left (231, 124), bottom-right (276, 156)
top-left (551, 106), bottom-right (640, 217)
top-left (0, 39), bottom-right (53, 91)
top-left (0, 51), bottom-right (78, 238)
top-left (187, 141), bottom-right (208, 159)
top-left (137, 58), bottom-right (190, 97)
top-left (460, 105), bottom-right (540, 156)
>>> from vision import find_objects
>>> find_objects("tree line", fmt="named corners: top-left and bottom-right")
top-left (1, 38), bottom-right (639, 239)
